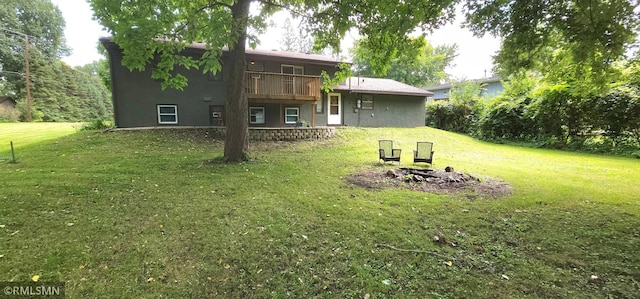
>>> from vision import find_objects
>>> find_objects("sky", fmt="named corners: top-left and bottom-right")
top-left (51, 0), bottom-right (500, 81)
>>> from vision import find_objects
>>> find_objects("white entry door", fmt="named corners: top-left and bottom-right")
top-left (327, 93), bottom-right (342, 125)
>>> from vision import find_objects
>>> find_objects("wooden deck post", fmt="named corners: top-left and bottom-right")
top-left (311, 101), bottom-right (316, 127)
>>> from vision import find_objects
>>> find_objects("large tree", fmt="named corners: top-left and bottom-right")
top-left (0, 0), bottom-right (68, 113)
top-left (463, 0), bottom-right (639, 83)
top-left (89, 0), bottom-right (458, 162)
top-left (352, 37), bottom-right (458, 86)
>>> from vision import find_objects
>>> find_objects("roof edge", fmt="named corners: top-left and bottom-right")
top-left (98, 37), bottom-right (348, 65)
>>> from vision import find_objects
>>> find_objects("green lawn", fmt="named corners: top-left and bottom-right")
top-left (0, 122), bottom-right (80, 162)
top-left (1, 126), bottom-right (638, 298)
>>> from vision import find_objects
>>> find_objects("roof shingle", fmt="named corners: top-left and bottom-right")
top-left (335, 77), bottom-right (433, 97)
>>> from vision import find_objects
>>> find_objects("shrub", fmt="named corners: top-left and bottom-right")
top-left (81, 119), bottom-right (113, 131)
top-left (425, 100), bottom-right (479, 134)
top-left (528, 84), bottom-right (589, 141)
top-left (0, 106), bottom-right (21, 122)
top-left (477, 96), bottom-right (536, 140)
top-left (588, 86), bottom-right (640, 146)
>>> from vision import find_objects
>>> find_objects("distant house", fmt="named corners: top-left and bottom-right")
top-left (101, 38), bottom-right (431, 129)
top-left (423, 76), bottom-right (505, 101)
top-left (0, 96), bottom-right (17, 111)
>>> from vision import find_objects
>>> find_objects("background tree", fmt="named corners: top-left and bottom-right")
top-left (26, 60), bottom-right (112, 122)
top-left (89, 0), bottom-right (459, 162)
top-left (279, 18), bottom-right (299, 52)
top-left (279, 18), bottom-right (317, 54)
top-left (352, 37), bottom-right (457, 86)
top-left (0, 0), bottom-right (68, 99)
top-left (476, 75), bottom-right (538, 140)
top-left (425, 80), bottom-right (484, 133)
top-left (76, 42), bottom-right (112, 93)
top-left (463, 0), bottom-right (639, 85)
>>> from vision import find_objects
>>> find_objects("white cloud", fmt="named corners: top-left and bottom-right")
top-left (428, 17), bottom-right (501, 80)
top-left (51, 0), bottom-right (108, 67)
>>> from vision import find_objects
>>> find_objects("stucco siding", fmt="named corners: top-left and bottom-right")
top-left (110, 51), bottom-right (226, 128)
top-left (104, 39), bottom-right (425, 128)
top-left (342, 93), bottom-right (426, 127)
top-left (312, 94), bottom-right (328, 126)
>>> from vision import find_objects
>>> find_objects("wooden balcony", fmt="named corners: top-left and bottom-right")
top-left (245, 71), bottom-right (321, 101)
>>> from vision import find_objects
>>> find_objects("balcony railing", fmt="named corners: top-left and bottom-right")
top-left (245, 71), bottom-right (321, 101)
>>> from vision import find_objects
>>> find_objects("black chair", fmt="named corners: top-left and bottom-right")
top-left (379, 140), bottom-right (401, 164)
top-left (413, 142), bottom-right (434, 165)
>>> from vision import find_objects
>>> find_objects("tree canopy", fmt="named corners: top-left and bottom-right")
top-left (0, 0), bottom-right (111, 122)
top-left (0, 0), bottom-right (68, 98)
top-left (463, 0), bottom-right (639, 83)
top-left (352, 37), bottom-right (457, 87)
top-left (27, 60), bottom-right (112, 122)
top-left (75, 42), bottom-right (112, 93)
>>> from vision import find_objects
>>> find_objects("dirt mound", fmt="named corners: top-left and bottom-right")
top-left (346, 167), bottom-right (512, 199)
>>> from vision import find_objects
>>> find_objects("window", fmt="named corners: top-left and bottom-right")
top-left (361, 94), bottom-right (374, 110)
top-left (281, 65), bottom-right (304, 95)
top-left (315, 99), bottom-right (323, 113)
top-left (281, 65), bottom-right (304, 75)
top-left (157, 105), bottom-right (178, 124)
top-left (249, 107), bottom-right (265, 124)
top-left (285, 107), bottom-right (299, 124)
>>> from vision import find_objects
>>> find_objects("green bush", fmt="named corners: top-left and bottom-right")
top-left (477, 96), bottom-right (536, 140)
top-left (528, 84), bottom-right (589, 141)
top-left (0, 106), bottom-right (21, 122)
top-left (588, 86), bottom-right (640, 145)
top-left (81, 119), bottom-right (113, 131)
top-left (426, 75), bottom-right (640, 155)
top-left (425, 100), bottom-right (479, 133)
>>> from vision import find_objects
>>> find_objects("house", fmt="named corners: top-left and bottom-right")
top-left (101, 38), bottom-right (432, 131)
top-left (334, 77), bottom-right (432, 127)
top-left (0, 96), bottom-right (17, 112)
top-left (423, 76), bottom-right (505, 101)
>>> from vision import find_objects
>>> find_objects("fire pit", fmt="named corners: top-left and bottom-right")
top-left (346, 167), bottom-right (513, 199)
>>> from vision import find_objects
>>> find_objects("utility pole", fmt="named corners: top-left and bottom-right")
top-left (25, 35), bottom-right (32, 122)
top-left (0, 27), bottom-right (33, 121)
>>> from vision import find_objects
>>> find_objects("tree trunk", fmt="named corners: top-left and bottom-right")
top-left (224, 0), bottom-right (251, 162)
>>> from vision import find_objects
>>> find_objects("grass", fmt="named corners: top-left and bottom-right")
top-left (0, 126), bottom-right (639, 298)
top-left (0, 122), bottom-right (80, 162)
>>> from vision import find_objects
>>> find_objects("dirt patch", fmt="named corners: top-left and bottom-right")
top-left (346, 167), bottom-right (513, 199)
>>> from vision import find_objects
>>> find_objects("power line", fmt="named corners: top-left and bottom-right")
top-left (0, 71), bottom-right (25, 77)
top-left (0, 27), bottom-right (36, 39)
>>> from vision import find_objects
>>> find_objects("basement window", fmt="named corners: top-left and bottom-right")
top-left (157, 105), bottom-right (178, 124)
top-left (249, 107), bottom-right (265, 124)
top-left (285, 107), bottom-right (299, 124)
